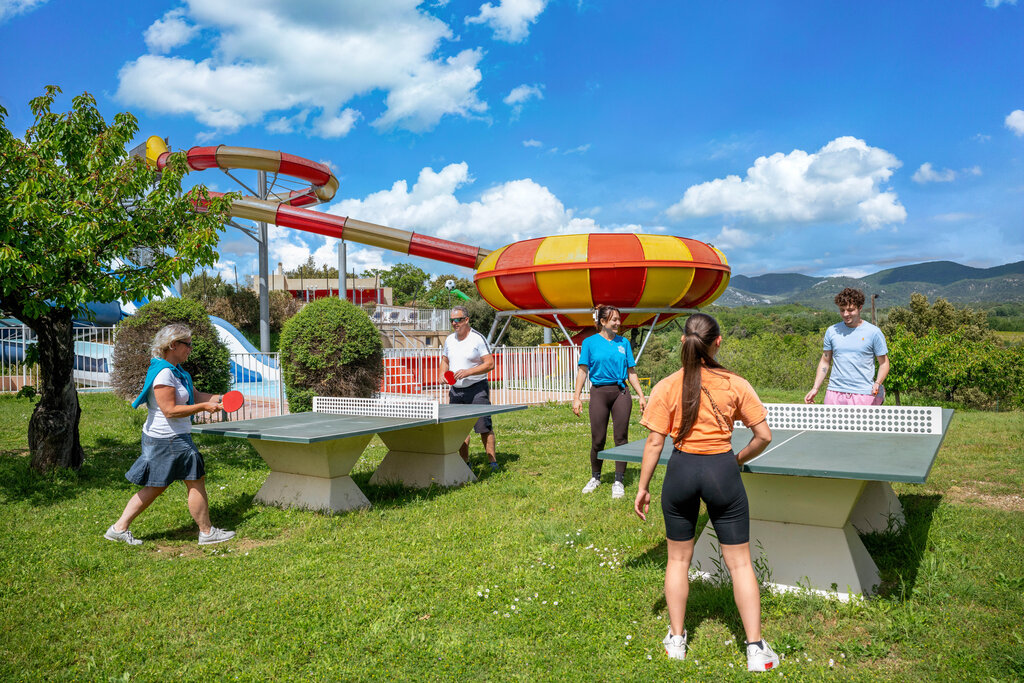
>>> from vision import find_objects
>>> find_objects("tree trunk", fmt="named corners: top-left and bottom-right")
top-left (26, 309), bottom-right (85, 472)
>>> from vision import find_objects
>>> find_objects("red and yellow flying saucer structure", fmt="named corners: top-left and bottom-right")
top-left (146, 138), bottom-right (730, 335)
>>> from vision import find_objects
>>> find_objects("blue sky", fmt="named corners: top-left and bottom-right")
top-left (2, 0), bottom-right (1022, 284)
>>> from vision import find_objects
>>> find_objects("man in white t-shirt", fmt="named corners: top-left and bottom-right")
top-left (440, 305), bottom-right (498, 469)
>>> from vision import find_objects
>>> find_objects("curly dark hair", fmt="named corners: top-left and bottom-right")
top-left (834, 287), bottom-right (866, 309)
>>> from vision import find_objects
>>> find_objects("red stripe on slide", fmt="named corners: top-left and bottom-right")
top-left (186, 146), bottom-right (221, 170)
top-left (278, 153), bottom-right (332, 187)
top-left (276, 205), bottom-right (347, 239)
top-left (408, 234), bottom-right (481, 269)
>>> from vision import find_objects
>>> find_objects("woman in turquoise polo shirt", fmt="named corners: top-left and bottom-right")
top-left (572, 305), bottom-right (647, 499)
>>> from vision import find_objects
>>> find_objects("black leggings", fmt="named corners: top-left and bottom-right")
top-left (589, 385), bottom-right (632, 478)
top-left (661, 448), bottom-right (749, 545)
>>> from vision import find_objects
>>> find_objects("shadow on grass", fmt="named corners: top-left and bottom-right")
top-left (864, 492), bottom-right (942, 598)
top-left (0, 433), bottom-right (266, 508)
top-left (141, 491), bottom-right (259, 542)
top-left (353, 450), bottom-right (521, 511)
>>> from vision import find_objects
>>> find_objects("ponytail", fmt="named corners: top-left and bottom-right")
top-left (677, 313), bottom-right (729, 440)
top-left (593, 304), bottom-right (621, 331)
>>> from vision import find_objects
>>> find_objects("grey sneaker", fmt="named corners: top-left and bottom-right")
top-left (198, 527), bottom-right (235, 545)
top-left (581, 477), bottom-right (601, 494)
top-left (747, 640), bottom-right (780, 672)
top-left (611, 481), bottom-right (626, 499)
top-left (104, 525), bottom-right (142, 546)
top-left (663, 628), bottom-right (687, 660)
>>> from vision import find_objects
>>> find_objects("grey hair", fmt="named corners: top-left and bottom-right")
top-left (151, 324), bottom-right (192, 359)
top-left (451, 304), bottom-right (469, 318)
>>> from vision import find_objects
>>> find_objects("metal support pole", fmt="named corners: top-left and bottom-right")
top-left (258, 170), bottom-right (270, 354)
top-left (634, 314), bottom-right (661, 363)
top-left (338, 240), bottom-right (347, 302)
top-left (543, 328), bottom-right (552, 344)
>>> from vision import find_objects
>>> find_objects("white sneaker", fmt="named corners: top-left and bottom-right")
top-left (747, 640), bottom-right (780, 672)
top-left (581, 477), bottom-right (601, 494)
top-left (198, 527), bottom-right (236, 545)
top-left (611, 481), bottom-right (625, 499)
top-left (104, 525), bottom-right (142, 546)
top-left (663, 628), bottom-right (687, 660)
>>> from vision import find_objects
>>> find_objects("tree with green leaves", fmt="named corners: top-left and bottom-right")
top-left (364, 263), bottom-right (430, 306)
top-left (0, 87), bottom-right (232, 472)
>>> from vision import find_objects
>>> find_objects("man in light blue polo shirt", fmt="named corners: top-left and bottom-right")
top-left (805, 288), bottom-right (889, 406)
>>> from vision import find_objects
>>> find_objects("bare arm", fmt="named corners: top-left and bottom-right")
top-left (626, 367), bottom-right (647, 412)
top-left (873, 354), bottom-right (890, 395)
top-left (154, 385), bottom-right (222, 418)
top-left (572, 365), bottom-right (588, 416)
top-left (634, 431), bottom-right (666, 520)
top-left (804, 350), bottom-right (833, 403)
top-left (735, 419), bottom-right (772, 465)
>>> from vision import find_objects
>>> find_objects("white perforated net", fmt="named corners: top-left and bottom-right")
top-left (312, 396), bottom-right (439, 421)
top-left (734, 404), bottom-right (942, 435)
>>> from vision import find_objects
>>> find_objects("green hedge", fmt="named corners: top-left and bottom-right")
top-left (279, 298), bottom-right (383, 413)
top-left (111, 297), bottom-right (231, 400)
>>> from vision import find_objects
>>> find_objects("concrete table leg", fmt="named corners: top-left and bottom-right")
top-left (849, 481), bottom-right (906, 534)
top-left (690, 473), bottom-right (881, 600)
top-left (369, 418), bottom-right (478, 488)
top-left (249, 435), bottom-right (373, 513)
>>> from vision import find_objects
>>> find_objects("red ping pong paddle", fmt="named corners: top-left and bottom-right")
top-left (222, 390), bottom-right (244, 413)
top-left (443, 370), bottom-right (456, 385)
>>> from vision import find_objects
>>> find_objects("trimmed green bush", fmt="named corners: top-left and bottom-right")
top-left (279, 297), bottom-right (383, 412)
top-left (111, 297), bottom-right (231, 401)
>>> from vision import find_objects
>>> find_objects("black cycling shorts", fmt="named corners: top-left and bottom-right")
top-left (660, 448), bottom-right (749, 545)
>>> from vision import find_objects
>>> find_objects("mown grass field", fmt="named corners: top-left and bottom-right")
top-left (1, 391), bottom-right (1022, 681)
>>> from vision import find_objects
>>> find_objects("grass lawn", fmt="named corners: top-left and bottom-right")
top-left (1, 391), bottom-right (1022, 681)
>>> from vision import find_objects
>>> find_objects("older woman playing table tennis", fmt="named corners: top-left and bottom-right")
top-left (104, 324), bottom-right (235, 546)
top-left (633, 312), bottom-right (780, 672)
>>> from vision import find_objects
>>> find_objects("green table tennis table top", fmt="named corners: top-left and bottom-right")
top-left (192, 403), bottom-right (526, 444)
top-left (600, 408), bottom-right (954, 484)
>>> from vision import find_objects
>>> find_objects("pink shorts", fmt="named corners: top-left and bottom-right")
top-left (825, 388), bottom-right (884, 406)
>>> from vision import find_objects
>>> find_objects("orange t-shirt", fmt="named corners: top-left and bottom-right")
top-left (640, 367), bottom-right (767, 454)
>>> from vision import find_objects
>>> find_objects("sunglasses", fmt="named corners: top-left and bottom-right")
top-left (450, 316), bottom-right (467, 323)
top-left (178, 340), bottom-right (193, 348)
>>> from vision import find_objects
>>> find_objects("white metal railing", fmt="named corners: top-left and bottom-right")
top-left (0, 323), bottom-right (115, 393)
top-left (371, 306), bottom-right (451, 332)
top-left (224, 351), bottom-right (285, 420)
top-left (380, 345), bottom-right (588, 405)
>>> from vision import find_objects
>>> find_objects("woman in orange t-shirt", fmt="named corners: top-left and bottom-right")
top-left (634, 313), bottom-right (780, 672)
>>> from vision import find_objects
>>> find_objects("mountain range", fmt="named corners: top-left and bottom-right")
top-left (720, 260), bottom-right (1024, 308)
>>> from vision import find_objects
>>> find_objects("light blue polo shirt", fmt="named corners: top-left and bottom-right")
top-left (824, 321), bottom-right (888, 394)
top-left (579, 334), bottom-right (635, 387)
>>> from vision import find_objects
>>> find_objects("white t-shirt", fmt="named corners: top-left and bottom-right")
top-left (143, 368), bottom-right (193, 437)
top-left (442, 329), bottom-right (492, 388)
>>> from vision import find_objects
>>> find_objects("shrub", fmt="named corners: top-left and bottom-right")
top-left (269, 290), bottom-right (303, 333)
top-left (279, 297), bottom-right (383, 412)
top-left (717, 332), bottom-right (822, 391)
top-left (111, 297), bottom-right (231, 401)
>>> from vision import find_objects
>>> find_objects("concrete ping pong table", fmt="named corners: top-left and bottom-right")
top-left (600, 403), bottom-right (954, 599)
top-left (192, 396), bottom-right (525, 513)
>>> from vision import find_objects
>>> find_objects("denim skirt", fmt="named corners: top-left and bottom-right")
top-left (125, 433), bottom-right (206, 487)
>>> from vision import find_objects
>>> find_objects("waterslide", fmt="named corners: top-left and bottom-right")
top-left (146, 138), bottom-right (491, 270)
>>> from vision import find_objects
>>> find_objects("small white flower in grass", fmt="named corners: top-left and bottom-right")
top-left (219, 486), bottom-right (225, 490)
top-left (514, 598), bottom-right (519, 601)
top-left (647, 655), bottom-right (652, 660)
top-left (729, 663), bottom-right (734, 668)
top-left (477, 591), bottom-right (482, 597)
top-left (840, 653), bottom-right (845, 658)
top-left (504, 613), bottom-right (510, 618)
top-left (493, 610), bottom-right (498, 615)
top-left (829, 659), bottom-right (834, 667)
top-left (553, 601), bottom-right (558, 605)
top-left (626, 635), bottom-right (632, 640)
top-left (542, 601), bottom-right (547, 604)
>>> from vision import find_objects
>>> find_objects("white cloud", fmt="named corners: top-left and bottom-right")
top-left (522, 139), bottom-right (543, 148)
top-left (504, 83), bottom-right (543, 105)
top-left (563, 144), bottom-right (590, 155)
top-left (314, 108), bottom-right (361, 138)
top-left (466, 0), bottom-right (548, 42)
top-left (709, 226), bottom-right (759, 251)
top-left (326, 162), bottom-right (623, 249)
top-left (964, 165), bottom-right (982, 176)
top-left (116, 0), bottom-right (486, 135)
top-left (912, 162), bottom-right (956, 183)
top-left (1006, 109), bottom-right (1024, 136)
top-left (985, 0), bottom-right (1017, 7)
top-left (666, 136), bottom-right (906, 231)
top-left (144, 8), bottom-right (198, 53)
top-left (0, 0), bottom-right (47, 23)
